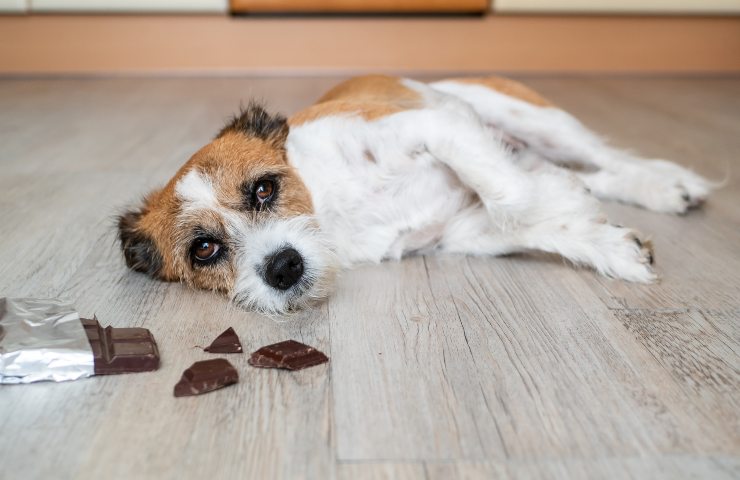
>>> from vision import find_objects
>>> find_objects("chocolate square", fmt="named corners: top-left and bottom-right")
top-left (248, 340), bottom-right (328, 371)
top-left (81, 317), bottom-right (160, 375)
top-left (174, 359), bottom-right (239, 397)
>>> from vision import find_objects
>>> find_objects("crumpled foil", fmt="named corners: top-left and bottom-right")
top-left (0, 297), bottom-right (94, 384)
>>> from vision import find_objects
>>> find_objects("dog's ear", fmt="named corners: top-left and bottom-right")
top-left (217, 102), bottom-right (289, 148)
top-left (117, 206), bottom-right (162, 277)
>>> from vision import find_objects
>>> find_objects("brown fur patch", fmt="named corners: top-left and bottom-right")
top-left (289, 75), bottom-right (422, 126)
top-left (316, 75), bottom-right (422, 105)
top-left (289, 100), bottom-right (409, 126)
top-left (448, 76), bottom-right (554, 108)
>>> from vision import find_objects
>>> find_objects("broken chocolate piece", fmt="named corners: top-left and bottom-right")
top-left (248, 340), bottom-right (328, 371)
top-left (173, 359), bottom-right (238, 397)
top-left (81, 317), bottom-right (160, 375)
top-left (204, 327), bottom-right (243, 354)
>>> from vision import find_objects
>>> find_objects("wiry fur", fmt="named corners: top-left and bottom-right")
top-left (118, 75), bottom-right (715, 315)
top-left (229, 216), bottom-right (338, 315)
top-left (217, 102), bottom-right (289, 146)
top-left (118, 208), bottom-right (162, 276)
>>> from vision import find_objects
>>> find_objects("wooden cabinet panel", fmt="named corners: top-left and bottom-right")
top-left (494, 0), bottom-right (740, 14)
top-left (231, 0), bottom-right (488, 13)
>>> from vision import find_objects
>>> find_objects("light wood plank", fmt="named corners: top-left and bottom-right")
top-left (0, 76), bottom-right (739, 479)
top-left (338, 456), bottom-right (740, 480)
top-left (330, 253), bottom-right (739, 461)
top-left (429, 456), bottom-right (740, 479)
top-left (337, 462), bottom-right (426, 480)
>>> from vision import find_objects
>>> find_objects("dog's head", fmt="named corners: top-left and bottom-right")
top-left (118, 103), bottom-right (337, 314)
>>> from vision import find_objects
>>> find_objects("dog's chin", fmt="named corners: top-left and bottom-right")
top-left (232, 290), bottom-right (304, 316)
top-left (231, 266), bottom-right (337, 316)
top-left (232, 286), bottom-right (326, 316)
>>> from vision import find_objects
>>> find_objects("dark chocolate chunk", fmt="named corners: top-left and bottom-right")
top-left (174, 359), bottom-right (238, 397)
top-left (248, 340), bottom-right (328, 371)
top-left (81, 317), bottom-right (160, 375)
top-left (204, 327), bottom-right (243, 354)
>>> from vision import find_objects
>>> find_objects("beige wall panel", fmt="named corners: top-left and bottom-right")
top-left (0, 15), bottom-right (739, 74)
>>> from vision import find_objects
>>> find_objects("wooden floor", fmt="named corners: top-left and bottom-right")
top-left (0, 76), bottom-right (738, 479)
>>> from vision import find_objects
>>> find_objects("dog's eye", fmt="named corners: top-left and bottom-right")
top-left (242, 175), bottom-right (279, 212)
top-left (253, 178), bottom-right (277, 211)
top-left (256, 179), bottom-right (274, 200)
top-left (191, 238), bottom-right (222, 265)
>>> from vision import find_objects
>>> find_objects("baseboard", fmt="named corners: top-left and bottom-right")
top-left (1, 14), bottom-right (739, 75)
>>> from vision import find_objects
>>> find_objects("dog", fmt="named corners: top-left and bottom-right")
top-left (118, 75), bottom-right (713, 314)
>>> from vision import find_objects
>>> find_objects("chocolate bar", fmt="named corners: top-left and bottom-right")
top-left (248, 340), bottom-right (329, 371)
top-left (81, 317), bottom-right (160, 375)
top-left (204, 327), bottom-right (243, 353)
top-left (174, 359), bottom-right (238, 397)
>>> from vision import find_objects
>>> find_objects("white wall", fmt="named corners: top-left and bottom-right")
top-left (30, 0), bottom-right (227, 12)
top-left (494, 0), bottom-right (740, 14)
top-left (0, 0), bottom-right (28, 13)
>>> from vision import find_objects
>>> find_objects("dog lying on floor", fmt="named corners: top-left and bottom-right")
top-left (118, 75), bottom-right (713, 314)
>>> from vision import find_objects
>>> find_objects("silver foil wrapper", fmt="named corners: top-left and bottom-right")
top-left (0, 297), bottom-right (94, 384)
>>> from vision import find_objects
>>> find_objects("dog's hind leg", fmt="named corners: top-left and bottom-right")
top-left (430, 78), bottom-right (714, 214)
top-left (382, 106), bottom-right (656, 282)
top-left (436, 186), bottom-right (656, 284)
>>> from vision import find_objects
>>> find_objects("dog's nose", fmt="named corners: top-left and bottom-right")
top-left (264, 248), bottom-right (304, 290)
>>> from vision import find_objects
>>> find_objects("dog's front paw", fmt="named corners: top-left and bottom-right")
top-left (592, 226), bottom-right (657, 283)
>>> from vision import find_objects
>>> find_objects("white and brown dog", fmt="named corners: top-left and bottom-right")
top-left (118, 75), bottom-right (712, 314)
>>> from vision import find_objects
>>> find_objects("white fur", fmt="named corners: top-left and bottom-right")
top-left (430, 80), bottom-right (713, 214)
top-left (177, 77), bottom-right (715, 313)
top-left (284, 77), bottom-right (713, 286)
top-left (286, 113), bottom-right (476, 266)
top-left (229, 216), bottom-right (338, 315)
top-left (175, 169), bottom-right (220, 212)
